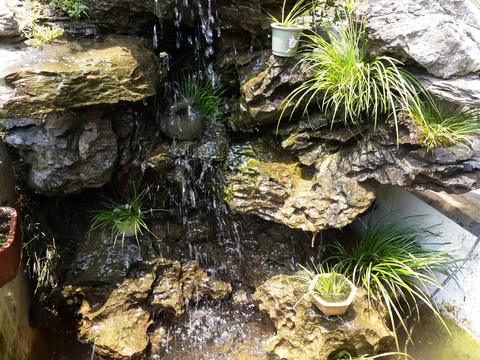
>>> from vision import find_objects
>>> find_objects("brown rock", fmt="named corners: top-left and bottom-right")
top-left (254, 273), bottom-right (395, 360)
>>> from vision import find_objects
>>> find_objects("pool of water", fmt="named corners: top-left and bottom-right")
top-left (407, 308), bottom-right (480, 360)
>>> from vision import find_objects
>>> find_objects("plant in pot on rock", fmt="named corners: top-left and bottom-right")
top-left (90, 185), bottom-right (163, 248)
top-left (328, 213), bottom-right (456, 349)
top-left (268, 0), bottom-right (317, 57)
top-left (299, 263), bottom-right (357, 316)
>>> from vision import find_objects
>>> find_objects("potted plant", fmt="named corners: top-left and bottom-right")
top-left (309, 270), bottom-right (356, 316)
top-left (299, 263), bottom-right (356, 316)
top-left (268, 0), bottom-right (316, 57)
top-left (90, 185), bottom-right (164, 248)
top-left (0, 207), bottom-right (22, 287)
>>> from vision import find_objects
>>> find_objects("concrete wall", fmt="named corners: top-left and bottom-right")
top-left (0, 265), bottom-right (31, 360)
top-left (358, 185), bottom-right (480, 339)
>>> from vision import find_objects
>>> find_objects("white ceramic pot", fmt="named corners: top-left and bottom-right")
top-left (271, 23), bottom-right (304, 57)
top-left (308, 273), bottom-right (357, 316)
top-left (116, 223), bottom-right (138, 238)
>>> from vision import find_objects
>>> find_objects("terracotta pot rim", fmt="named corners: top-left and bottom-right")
top-left (0, 206), bottom-right (18, 252)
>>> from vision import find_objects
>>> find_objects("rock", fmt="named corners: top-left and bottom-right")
top-left (73, 265), bottom-right (156, 359)
top-left (64, 228), bottom-right (232, 358)
top-left (223, 138), bottom-right (375, 233)
top-left (4, 108), bottom-right (118, 196)
top-left (81, 0), bottom-right (157, 34)
top-left (360, 0), bottom-right (480, 78)
top-left (415, 72), bottom-right (480, 108)
top-left (0, 3), bottom-right (20, 38)
top-left (230, 55), bottom-right (312, 131)
top-left (329, 124), bottom-right (480, 193)
top-left (151, 260), bottom-right (232, 317)
top-left (0, 35), bottom-right (164, 118)
top-left (161, 98), bottom-right (204, 141)
top-left (146, 117), bottom-right (230, 172)
top-left (254, 273), bottom-right (395, 360)
top-left (65, 253), bottom-right (231, 358)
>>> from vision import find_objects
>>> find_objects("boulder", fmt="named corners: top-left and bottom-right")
top-left (360, 0), bottom-right (480, 79)
top-left (230, 55), bottom-right (312, 131)
top-left (223, 138), bottom-right (375, 233)
top-left (81, 0), bottom-right (280, 35)
top-left (72, 261), bottom-right (158, 359)
top-left (4, 108), bottom-right (118, 196)
top-left (254, 273), bottom-right (395, 359)
top-left (64, 227), bottom-right (231, 358)
top-left (0, 35), bottom-right (164, 118)
top-left (0, 3), bottom-right (20, 38)
top-left (81, 0), bottom-right (157, 33)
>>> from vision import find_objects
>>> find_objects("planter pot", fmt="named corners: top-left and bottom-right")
top-left (118, 223), bottom-right (138, 238)
top-left (309, 274), bottom-right (357, 316)
top-left (271, 23), bottom-right (304, 57)
top-left (0, 207), bottom-right (22, 288)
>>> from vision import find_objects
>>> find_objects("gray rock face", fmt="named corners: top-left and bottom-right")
top-left (321, 122), bottom-right (480, 194)
top-left (4, 110), bottom-right (118, 196)
top-left (415, 72), bottom-right (480, 108)
top-left (254, 273), bottom-right (394, 359)
top-left (0, 35), bottom-right (164, 118)
top-left (361, 0), bottom-right (480, 79)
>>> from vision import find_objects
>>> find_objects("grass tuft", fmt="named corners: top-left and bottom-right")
top-left (90, 185), bottom-right (163, 248)
top-left (178, 75), bottom-right (225, 123)
top-left (409, 98), bottom-right (480, 151)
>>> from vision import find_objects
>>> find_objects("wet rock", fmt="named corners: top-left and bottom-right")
top-left (74, 267), bottom-right (156, 359)
top-left (223, 138), bottom-right (375, 233)
top-left (360, 0), bottom-right (480, 79)
top-left (254, 273), bottom-right (394, 359)
top-left (151, 260), bottom-right (232, 317)
top-left (146, 118), bottom-right (230, 172)
top-left (216, 48), bottom-right (271, 95)
top-left (0, 139), bottom-right (16, 207)
top-left (65, 249), bottom-right (231, 358)
top-left (80, 0), bottom-right (157, 34)
top-left (1, 35), bottom-right (164, 118)
top-left (4, 108), bottom-right (118, 196)
top-left (230, 55), bottom-right (312, 131)
top-left (161, 98), bottom-right (204, 141)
